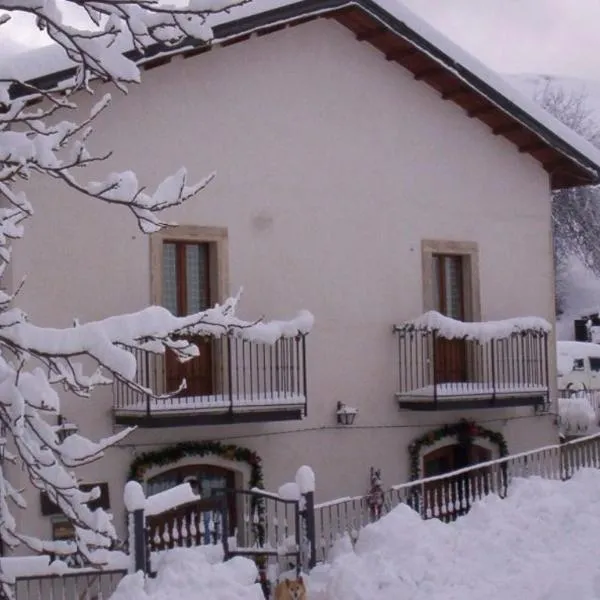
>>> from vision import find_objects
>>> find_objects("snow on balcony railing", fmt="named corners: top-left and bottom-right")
top-left (393, 312), bottom-right (550, 407)
top-left (401, 311), bottom-right (551, 341)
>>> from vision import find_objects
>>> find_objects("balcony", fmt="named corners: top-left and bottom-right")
top-left (113, 334), bottom-right (307, 427)
top-left (393, 312), bottom-right (550, 411)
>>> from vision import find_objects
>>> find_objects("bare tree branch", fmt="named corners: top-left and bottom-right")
top-left (534, 80), bottom-right (600, 315)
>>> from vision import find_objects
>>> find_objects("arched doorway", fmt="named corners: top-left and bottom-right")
top-left (147, 464), bottom-right (237, 539)
top-left (423, 443), bottom-right (491, 477)
top-left (422, 443), bottom-right (491, 520)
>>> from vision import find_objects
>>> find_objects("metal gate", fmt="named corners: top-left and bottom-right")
top-left (143, 487), bottom-right (316, 596)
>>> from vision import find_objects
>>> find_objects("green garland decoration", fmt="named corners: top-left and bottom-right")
top-left (128, 441), bottom-right (266, 546)
top-left (408, 419), bottom-right (508, 481)
top-left (128, 441), bottom-right (263, 486)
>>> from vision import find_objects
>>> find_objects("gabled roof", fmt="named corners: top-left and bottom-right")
top-left (5, 0), bottom-right (600, 189)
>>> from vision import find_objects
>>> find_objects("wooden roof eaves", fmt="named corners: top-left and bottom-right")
top-left (8, 0), bottom-right (600, 187)
top-left (343, 1), bottom-right (600, 185)
top-left (214, 0), bottom-right (600, 185)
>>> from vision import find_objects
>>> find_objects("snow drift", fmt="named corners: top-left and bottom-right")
top-left (308, 470), bottom-right (600, 600)
top-left (110, 546), bottom-right (264, 600)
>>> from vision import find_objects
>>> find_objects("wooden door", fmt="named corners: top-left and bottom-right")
top-left (435, 339), bottom-right (467, 383)
top-left (165, 337), bottom-right (213, 396)
top-left (432, 254), bottom-right (467, 384)
top-left (163, 242), bottom-right (213, 396)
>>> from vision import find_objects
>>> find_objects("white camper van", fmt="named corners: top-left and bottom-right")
top-left (557, 341), bottom-right (600, 392)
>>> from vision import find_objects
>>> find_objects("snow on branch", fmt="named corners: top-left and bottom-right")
top-left (0, 295), bottom-right (313, 393)
top-left (0, 0), bottom-right (250, 268)
top-left (396, 311), bottom-right (551, 342)
top-left (0, 294), bottom-right (313, 582)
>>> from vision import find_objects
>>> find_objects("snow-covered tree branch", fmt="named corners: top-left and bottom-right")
top-left (533, 81), bottom-right (600, 315)
top-left (0, 0), bottom-right (312, 595)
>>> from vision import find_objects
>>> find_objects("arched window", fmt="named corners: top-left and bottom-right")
top-left (423, 443), bottom-right (491, 477)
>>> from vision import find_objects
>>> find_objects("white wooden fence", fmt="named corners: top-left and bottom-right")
top-left (314, 431), bottom-right (600, 562)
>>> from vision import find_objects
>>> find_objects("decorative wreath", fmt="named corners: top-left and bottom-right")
top-left (408, 419), bottom-right (508, 481)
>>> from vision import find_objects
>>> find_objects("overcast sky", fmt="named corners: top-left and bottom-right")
top-left (401, 0), bottom-right (600, 81)
top-left (2, 0), bottom-right (600, 82)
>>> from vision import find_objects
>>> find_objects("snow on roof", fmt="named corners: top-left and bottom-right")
top-left (367, 0), bottom-right (600, 175)
top-left (3, 0), bottom-right (600, 177)
top-left (557, 340), bottom-right (600, 359)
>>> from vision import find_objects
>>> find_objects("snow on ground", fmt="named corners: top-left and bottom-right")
top-left (307, 470), bottom-right (600, 600)
top-left (110, 469), bottom-right (600, 600)
top-left (111, 546), bottom-right (263, 600)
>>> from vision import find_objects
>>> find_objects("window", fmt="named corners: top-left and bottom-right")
top-left (162, 241), bottom-right (211, 315)
top-left (421, 240), bottom-right (480, 321)
top-left (432, 254), bottom-right (464, 319)
top-left (589, 357), bottom-right (600, 372)
top-left (147, 465), bottom-right (234, 498)
top-left (150, 225), bottom-right (228, 312)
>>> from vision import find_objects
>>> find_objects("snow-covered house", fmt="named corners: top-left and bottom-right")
top-left (5, 0), bottom-right (600, 544)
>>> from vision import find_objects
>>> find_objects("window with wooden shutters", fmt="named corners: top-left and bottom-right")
top-left (162, 242), bottom-right (211, 316)
top-left (432, 254), bottom-right (466, 383)
top-left (162, 241), bottom-right (213, 396)
top-left (421, 240), bottom-right (479, 323)
top-left (432, 254), bottom-right (465, 319)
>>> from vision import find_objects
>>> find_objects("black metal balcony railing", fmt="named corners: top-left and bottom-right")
top-left (113, 334), bottom-right (307, 426)
top-left (393, 317), bottom-right (550, 410)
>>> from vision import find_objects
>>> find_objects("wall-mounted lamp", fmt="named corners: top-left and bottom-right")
top-left (336, 401), bottom-right (358, 426)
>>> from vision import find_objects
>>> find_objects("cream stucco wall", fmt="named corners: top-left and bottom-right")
top-left (9, 18), bottom-right (559, 543)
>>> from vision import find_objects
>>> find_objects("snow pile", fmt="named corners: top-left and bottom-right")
top-left (277, 465), bottom-right (316, 501)
top-left (558, 394), bottom-right (597, 436)
top-left (111, 546), bottom-right (263, 600)
top-left (0, 551), bottom-right (129, 581)
top-left (124, 481), bottom-right (146, 512)
top-left (308, 470), bottom-right (600, 600)
top-left (295, 465), bottom-right (316, 494)
top-left (145, 483), bottom-right (199, 517)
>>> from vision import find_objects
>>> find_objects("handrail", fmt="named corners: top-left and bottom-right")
top-left (393, 323), bottom-right (549, 405)
top-left (314, 430), bottom-right (600, 511)
top-left (114, 334), bottom-right (308, 416)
